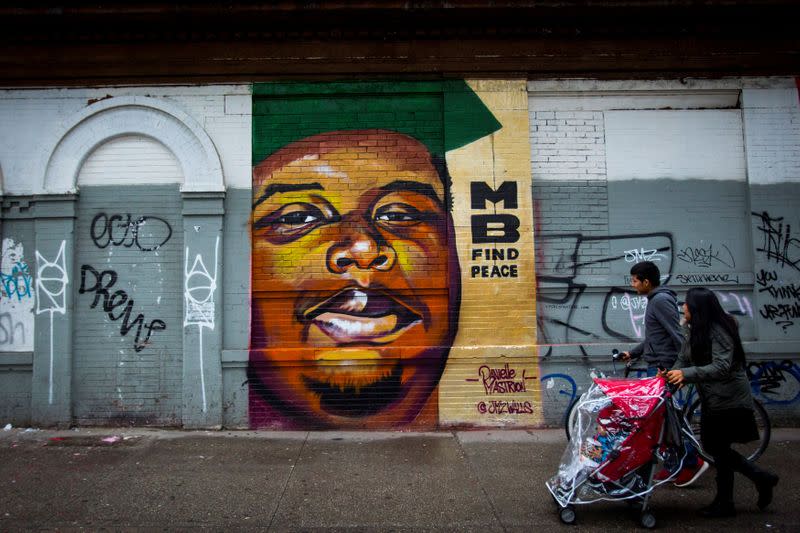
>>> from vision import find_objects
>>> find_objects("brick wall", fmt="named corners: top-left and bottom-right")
top-left (1, 78), bottom-right (799, 429)
top-left (531, 79), bottom-right (800, 425)
top-left (0, 87), bottom-right (247, 428)
top-left (531, 110), bottom-right (610, 277)
top-left (72, 185), bottom-right (183, 425)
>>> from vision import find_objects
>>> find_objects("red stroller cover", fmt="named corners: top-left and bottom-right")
top-left (591, 377), bottom-right (665, 482)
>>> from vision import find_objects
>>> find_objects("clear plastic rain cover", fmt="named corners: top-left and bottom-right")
top-left (547, 377), bottom-right (688, 507)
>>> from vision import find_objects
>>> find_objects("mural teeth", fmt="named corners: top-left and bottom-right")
top-left (340, 289), bottom-right (368, 313)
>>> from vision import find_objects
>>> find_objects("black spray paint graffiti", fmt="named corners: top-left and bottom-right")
top-left (747, 360), bottom-right (800, 405)
top-left (675, 273), bottom-right (739, 285)
top-left (756, 268), bottom-right (800, 331)
top-left (537, 231), bottom-right (755, 354)
top-left (90, 213), bottom-right (173, 252)
top-left (753, 211), bottom-right (800, 272)
top-left (537, 232), bottom-right (674, 356)
top-left (676, 243), bottom-right (736, 269)
top-left (79, 264), bottom-right (166, 352)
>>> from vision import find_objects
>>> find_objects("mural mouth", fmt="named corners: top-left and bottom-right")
top-left (302, 362), bottom-right (404, 417)
top-left (304, 288), bottom-right (422, 344)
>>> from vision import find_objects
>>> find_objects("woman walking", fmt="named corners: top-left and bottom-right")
top-left (664, 287), bottom-right (779, 518)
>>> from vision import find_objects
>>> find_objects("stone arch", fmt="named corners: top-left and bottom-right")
top-left (42, 96), bottom-right (224, 193)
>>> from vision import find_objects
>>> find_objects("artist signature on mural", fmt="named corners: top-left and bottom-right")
top-left (477, 400), bottom-right (533, 414)
top-left (467, 363), bottom-right (536, 415)
top-left (476, 363), bottom-right (531, 394)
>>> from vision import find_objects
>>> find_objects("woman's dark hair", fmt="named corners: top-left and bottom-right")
top-left (685, 287), bottom-right (746, 367)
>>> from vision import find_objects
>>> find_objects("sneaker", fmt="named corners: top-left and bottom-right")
top-left (653, 467), bottom-right (672, 482)
top-left (674, 458), bottom-right (710, 488)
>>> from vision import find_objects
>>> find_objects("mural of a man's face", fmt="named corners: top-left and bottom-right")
top-left (250, 130), bottom-right (460, 428)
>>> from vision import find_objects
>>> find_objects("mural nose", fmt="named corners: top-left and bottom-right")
top-left (327, 231), bottom-right (396, 274)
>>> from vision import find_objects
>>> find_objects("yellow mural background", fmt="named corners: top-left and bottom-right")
top-left (439, 79), bottom-right (541, 426)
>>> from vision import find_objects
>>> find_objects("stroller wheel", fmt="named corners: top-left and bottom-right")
top-left (559, 506), bottom-right (576, 525)
top-left (639, 512), bottom-right (656, 529)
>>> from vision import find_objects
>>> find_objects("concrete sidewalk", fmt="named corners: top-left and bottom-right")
top-left (1, 427), bottom-right (798, 531)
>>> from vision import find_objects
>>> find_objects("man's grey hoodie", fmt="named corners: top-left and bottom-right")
top-left (629, 286), bottom-right (683, 368)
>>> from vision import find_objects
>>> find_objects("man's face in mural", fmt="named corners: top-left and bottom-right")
top-left (251, 130), bottom-right (460, 428)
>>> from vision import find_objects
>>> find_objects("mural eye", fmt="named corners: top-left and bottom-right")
top-left (255, 203), bottom-right (326, 236)
top-left (277, 211), bottom-right (320, 226)
top-left (374, 203), bottom-right (425, 227)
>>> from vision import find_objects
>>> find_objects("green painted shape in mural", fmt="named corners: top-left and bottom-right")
top-left (252, 80), bottom-right (501, 165)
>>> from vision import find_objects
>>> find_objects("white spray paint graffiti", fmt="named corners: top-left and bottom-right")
top-left (184, 235), bottom-right (219, 413)
top-left (35, 240), bottom-right (68, 404)
top-left (623, 247), bottom-right (666, 263)
top-left (716, 291), bottom-right (754, 318)
top-left (610, 293), bottom-right (648, 338)
top-left (0, 238), bottom-right (35, 351)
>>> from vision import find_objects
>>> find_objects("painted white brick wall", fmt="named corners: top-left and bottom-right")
top-left (0, 86), bottom-right (251, 195)
top-left (530, 108), bottom-right (610, 276)
top-left (530, 111), bottom-right (607, 182)
top-left (742, 88), bottom-right (800, 185)
top-left (77, 135), bottom-right (182, 185)
top-left (605, 110), bottom-right (747, 182)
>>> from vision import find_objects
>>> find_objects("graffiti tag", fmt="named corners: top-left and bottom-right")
top-left (540, 372), bottom-right (578, 420)
top-left (35, 240), bottom-right (69, 404)
top-left (90, 212), bottom-right (173, 252)
top-left (0, 261), bottom-right (32, 301)
top-left (79, 264), bottom-right (166, 352)
top-left (676, 243), bottom-right (735, 269)
top-left (0, 312), bottom-right (26, 346)
top-left (756, 268), bottom-right (800, 330)
top-left (537, 232), bottom-right (674, 354)
top-left (747, 360), bottom-right (800, 405)
top-left (624, 248), bottom-right (666, 263)
top-left (752, 211), bottom-right (800, 272)
top-left (675, 273), bottom-right (739, 285)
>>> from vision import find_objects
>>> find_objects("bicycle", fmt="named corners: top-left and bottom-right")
top-left (564, 350), bottom-right (771, 464)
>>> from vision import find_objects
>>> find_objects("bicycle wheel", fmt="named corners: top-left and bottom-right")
top-left (564, 396), bottom-right (581, 441)
top-left (686, 399), bottom-right (771, 463)
top-left (735, 400), bottom-right (771, 462)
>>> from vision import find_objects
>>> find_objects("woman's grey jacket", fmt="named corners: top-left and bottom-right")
top-left (671, 323), bottom-right (754, 413)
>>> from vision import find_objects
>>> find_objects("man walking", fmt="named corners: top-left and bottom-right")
top-left (622, 261), bottom-right (709, 487)
top-left (622, 261), bottom-right (683, 370)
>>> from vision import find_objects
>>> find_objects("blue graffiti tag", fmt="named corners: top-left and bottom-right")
top-left (0, 261), bottom-right (33, 301)
top-left (748, 360), bottom-right (800, 405)
top-left (540, 372), bottom-right (578, 418)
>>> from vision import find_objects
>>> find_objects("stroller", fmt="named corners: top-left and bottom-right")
top-left (547, 376), bottom-right (696, 528)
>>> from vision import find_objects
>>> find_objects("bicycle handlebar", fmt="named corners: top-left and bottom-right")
top-left (611, 348), bottom-right (668, 379)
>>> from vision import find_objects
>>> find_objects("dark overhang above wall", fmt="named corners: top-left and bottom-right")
top-left (1, 1), bottom-right (798, 86)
